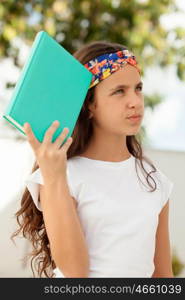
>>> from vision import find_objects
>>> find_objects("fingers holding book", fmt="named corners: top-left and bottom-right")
top-left (24, 122), bottom-right (41, 152)
top-left (24, 121), bottom-right (73, 181)
top-left (52, 124), bottom-right (73, 151)
top-left (24, 121), bottom-right (73, 153)
top-left (43, 120), bottom-right (60, 144)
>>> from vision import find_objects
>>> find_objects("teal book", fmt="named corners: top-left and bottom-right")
top-left (2, 30), bottom-right (92, 144)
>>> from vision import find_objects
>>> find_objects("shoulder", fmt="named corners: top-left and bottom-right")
top-left (146, 158), bottom-right (174, 208)
top-left (66, 156), bottom-right (85, 200)
top-left (136, 157), bottom-right (174, 209)
top-left (66, 156), bottom-right (87, 180)
top-left (25, 166), bottom-right (44, 184)
top-left (137, 157), bottom-right (173, 186)
top-left (25, 156), bottom-right (81, 185)
top-left (66, 156), bottom-right (81, 177)
top-left (155, 167), bottom-right (174, 205)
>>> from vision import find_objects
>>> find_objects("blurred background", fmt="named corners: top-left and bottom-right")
top-left (0, 0), bottom-right (184, 277)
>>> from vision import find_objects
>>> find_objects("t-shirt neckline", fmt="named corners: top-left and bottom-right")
top-left (74, 154), bottom-right (135, 167)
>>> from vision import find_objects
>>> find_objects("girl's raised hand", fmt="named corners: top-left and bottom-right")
top-left (24, 120), bottom-right (73, 184)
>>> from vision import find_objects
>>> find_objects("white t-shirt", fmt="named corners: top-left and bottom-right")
top-left (25, 154), bottom-right (174, 278)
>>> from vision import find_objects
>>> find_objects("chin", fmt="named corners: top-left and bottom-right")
top-left (126, 127), bottom-right (141, 136)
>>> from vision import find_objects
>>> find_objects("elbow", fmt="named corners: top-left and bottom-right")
top-left (66, 256), bottom-right (90, 278)
top-left (58, 263), bottom-right (89, 278)
top-left (152, 269), bottom-right (174, 278)
top-left (54, 254), bottom-right (90, 278)
top-left (64, 268), bottom-right (89, 278)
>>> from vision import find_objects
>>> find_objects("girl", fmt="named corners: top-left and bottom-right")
top-left (12, 41), bottom-right (174, 278)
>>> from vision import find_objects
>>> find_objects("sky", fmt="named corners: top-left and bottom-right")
top-left (0, 0), bottom-right (185, 151)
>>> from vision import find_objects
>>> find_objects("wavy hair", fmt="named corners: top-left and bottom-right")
top-left (11, 40), bottom-right (157, 278)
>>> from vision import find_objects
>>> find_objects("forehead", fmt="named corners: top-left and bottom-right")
top-left (95, 64), bottom-right (141, 92)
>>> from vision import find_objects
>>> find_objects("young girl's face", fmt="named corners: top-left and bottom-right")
top-left (89, 64), bottom-right (144, 136)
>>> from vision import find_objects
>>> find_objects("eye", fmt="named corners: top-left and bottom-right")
top-left (136, 85), bottom-right (143, 91)
top-left (114, 89), bottom-right (125, 94)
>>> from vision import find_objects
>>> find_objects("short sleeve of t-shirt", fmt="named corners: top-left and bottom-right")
top-left (156, 168), bottom-right (174, 209)
top-left (24, 166), bottom-right (76, 212)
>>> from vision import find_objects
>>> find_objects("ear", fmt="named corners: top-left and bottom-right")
top-left (88, 101), bottom-right (96, 117)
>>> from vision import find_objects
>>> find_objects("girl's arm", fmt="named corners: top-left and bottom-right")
top-left (39, 175), bottom-right (89, 278)
top-left (152, 200), bottom-right (174, 278)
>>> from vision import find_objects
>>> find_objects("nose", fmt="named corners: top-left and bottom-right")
top-left (127, 91), bottom-right (142, 108)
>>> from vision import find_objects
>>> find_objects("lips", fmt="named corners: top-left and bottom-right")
top-left (126, 114), bottom-right (142, 123)
top-left (127, 114), bottom-right (141, 119)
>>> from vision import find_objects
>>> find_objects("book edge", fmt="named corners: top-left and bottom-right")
top-left (3, 31), bottom-right (44, 117)
top-left (3, 115), bottom-right (25, 135)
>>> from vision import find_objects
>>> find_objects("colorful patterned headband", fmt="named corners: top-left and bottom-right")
top-left (84, 49), bottom-right (141, 89)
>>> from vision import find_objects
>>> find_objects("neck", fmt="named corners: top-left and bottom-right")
top-left (80, 129), bottom-right (131, 162)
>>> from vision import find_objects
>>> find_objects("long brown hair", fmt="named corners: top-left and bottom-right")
top-left (11, 40), bottom-right (157, 278)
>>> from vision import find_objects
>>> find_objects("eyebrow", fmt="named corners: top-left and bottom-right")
top-left (109, 81), bottom-right (143, 92)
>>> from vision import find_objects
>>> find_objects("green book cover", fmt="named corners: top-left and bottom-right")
top-left (2, 30), bottom-right (92, 145)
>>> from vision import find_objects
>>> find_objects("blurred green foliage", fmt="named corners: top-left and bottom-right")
top-left (172, 250), bottom-right (185, 277)
top-left (1, 0), bottom-right (185, 137)
top-left (1, 0), bottom-right (185, 80)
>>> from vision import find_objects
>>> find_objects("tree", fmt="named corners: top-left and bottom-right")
top-left (1, 0), bottom-right (185, 139)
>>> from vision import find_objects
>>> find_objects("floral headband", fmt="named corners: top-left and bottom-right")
top-left (84, 49), bottom-right (141, 89)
